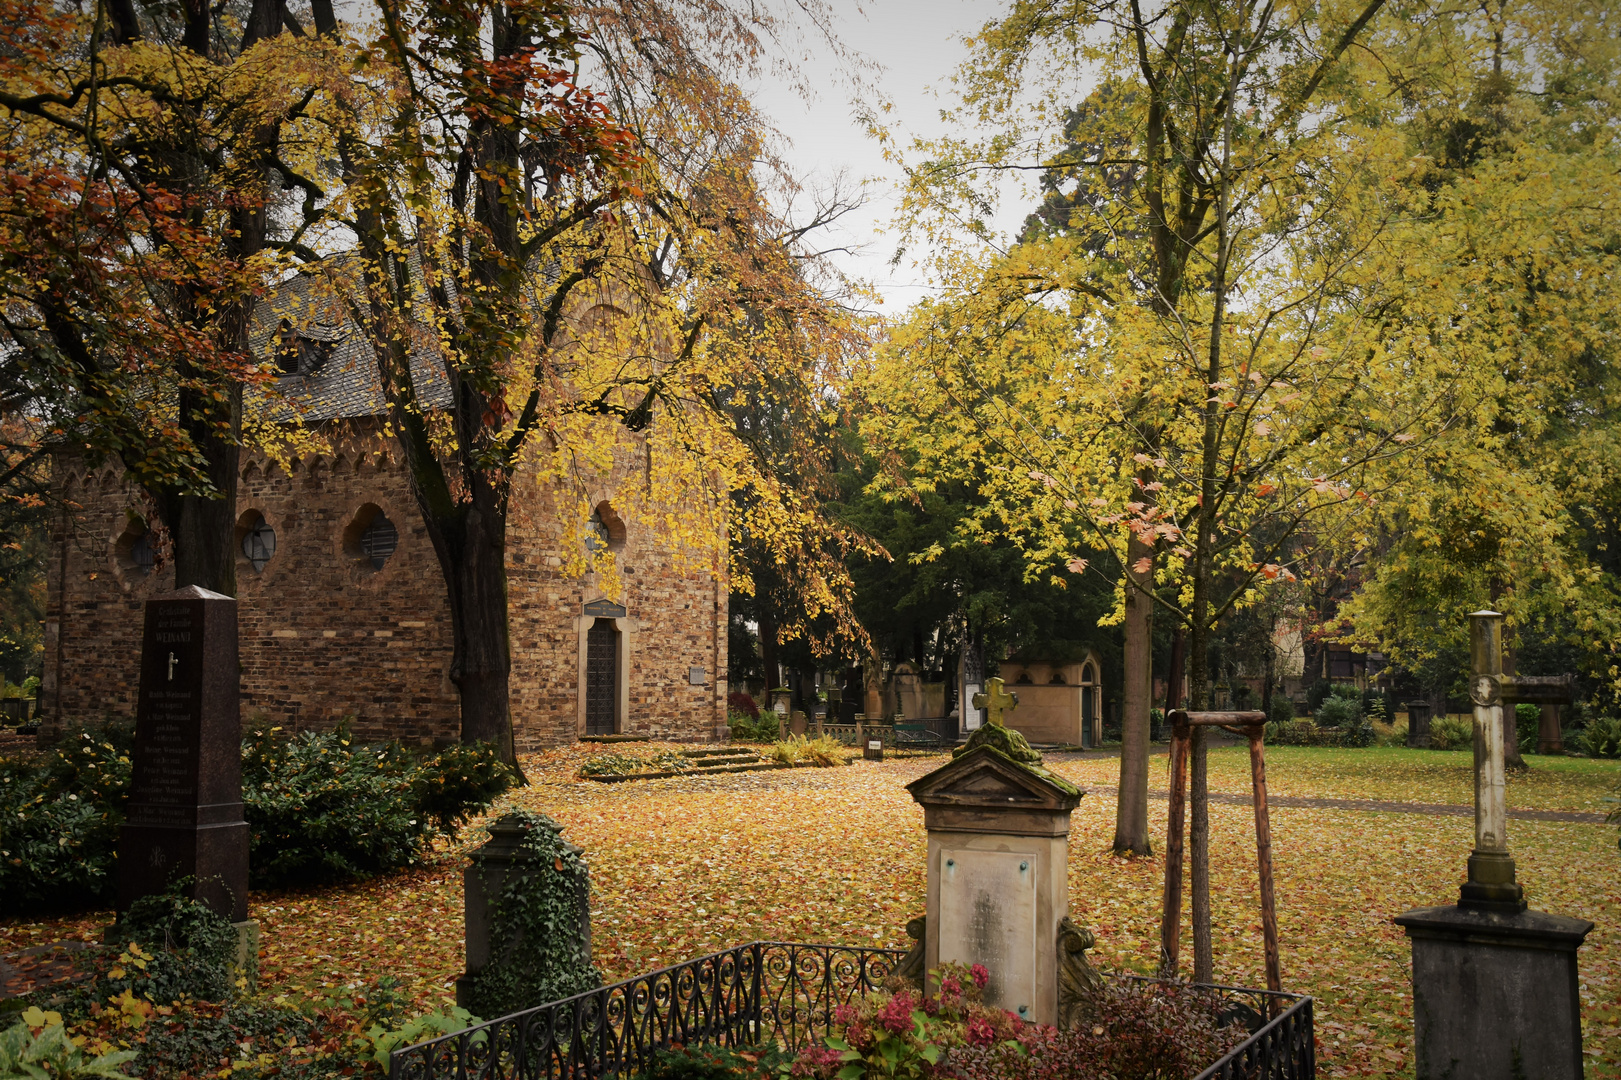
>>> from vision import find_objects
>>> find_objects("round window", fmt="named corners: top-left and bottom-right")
top-left (130, 531), bottom-right (155, 575)
top-left (360, 513), bottom-right (398, 570)
top-left (242, 518), bottom-right (277, 571)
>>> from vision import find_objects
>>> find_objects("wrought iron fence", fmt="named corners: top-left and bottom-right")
top-left (1185, 982), bottom-right (1314, 1080)
top-left (390, 946), bottom-right (1315, 1080)
top-left (388, 942), bottom-right (904, 1080)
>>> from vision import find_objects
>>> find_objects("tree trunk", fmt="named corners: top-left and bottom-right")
top-left (433, 493), bottom-right (516, 764)
top-left (759, 610), bottom-right (780, 690)
top-left (156, 383), bottom-right (240, 596)
top-left (1114, 530), bottom-right (1155, 855)
top-left (1186, 615), bottom-right (1213, 983)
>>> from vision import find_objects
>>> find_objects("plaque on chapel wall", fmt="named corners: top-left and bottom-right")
top-left (582, 599), bottom-right (627, 619)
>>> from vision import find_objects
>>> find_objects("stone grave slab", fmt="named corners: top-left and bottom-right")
top-left (936, 847), bottom-right (1038, 1018)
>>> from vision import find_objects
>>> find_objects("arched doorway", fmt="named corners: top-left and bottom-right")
top-left (1081, 661), bottom-right (1100, 748)
top-left (585, 617), bottom-right (620, 735)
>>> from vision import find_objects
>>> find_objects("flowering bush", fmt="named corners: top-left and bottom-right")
top-left (792, 964), bottom-right (1022, 1079)
top-left (947, 977), bottom-right (1251, 1080)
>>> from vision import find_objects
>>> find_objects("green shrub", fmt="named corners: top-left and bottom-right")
top-left (766, 735), bottom-right (849, 767)
top-left (0, 726), bottom-right (132, 913)
top-left (1314, 695), bottom-right (1360, 729)
top-left (2, 720), bottom-right (514, 913)
top-left (241, 724), bottom-right (513, 887)
top-left (630, 1043), bottom-right (794, 1080)
top-left (1428, 713), bottom-right (1475, 751)
top-left (577, 750), bottom-right (695, 777)
top-left (101, 888), bottom-right (242, 1004)
top-left (1, 1010), bottom-right (136, 1079)
top-left (726, 708), bottom-right (780, 742)
top-left (1577, 715), bottom-right (1621, 759)
top-left (1266, 694), bottom-right (1296, 727)
top-left (407, 742), bottom-right (517, 832)
top-left (1512, 703), bottom-right (1541, 755)
top-left (1266, 720), bottom-right (1346, 747)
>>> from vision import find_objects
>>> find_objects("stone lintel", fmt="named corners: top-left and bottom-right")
top-left (922, 805), bottom-right (1072, 838)
top-left (1395, 904), bottom-right (1593, 951)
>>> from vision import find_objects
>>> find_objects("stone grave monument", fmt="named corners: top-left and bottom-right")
top-left (906, 677), bottom-right (1096, 1026)
top-left (1394, 611), bottom-right (1592, 1079)
top-left (117, 586), bottom-right (256, 969)
top-left (457, 811), bottom-right (596, 1013)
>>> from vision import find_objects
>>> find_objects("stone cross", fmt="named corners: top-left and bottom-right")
top-left (971, 677), bottom-right (1019, 728)
top-left (1459, 610), bottom-right (1524, 912)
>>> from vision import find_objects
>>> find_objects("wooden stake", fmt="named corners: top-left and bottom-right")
top-left (1247, 723), bottom-right (1282, 998)
top-left (1160, 711), bottom-right (1191, 973)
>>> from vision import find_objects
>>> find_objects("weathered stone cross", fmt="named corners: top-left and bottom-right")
top-left (971, 676), bottom-right (1019, 728)
top-left (1461, 610), bottom-right (1524, 912)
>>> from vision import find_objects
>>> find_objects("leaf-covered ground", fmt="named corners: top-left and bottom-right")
top-left (4, 742), bottom-right (1616, 1078)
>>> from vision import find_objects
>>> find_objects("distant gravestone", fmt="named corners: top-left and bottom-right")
top-left (117, 587), bottom-right (249, 925)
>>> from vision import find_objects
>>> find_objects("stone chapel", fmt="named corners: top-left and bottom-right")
top-left (39, 273), bottom-right (729, 749)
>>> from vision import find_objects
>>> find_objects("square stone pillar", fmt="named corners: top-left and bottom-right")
top-left (1394, 906), bottom-right (1592, 1080)
top-left (906, 720), bottom-right (1081, 1026)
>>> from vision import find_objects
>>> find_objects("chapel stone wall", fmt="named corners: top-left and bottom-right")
top-left (42, 423), bottom-right (726, 749)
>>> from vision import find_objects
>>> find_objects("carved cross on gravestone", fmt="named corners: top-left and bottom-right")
top-left (972, 677), bottom-right (1019, 728)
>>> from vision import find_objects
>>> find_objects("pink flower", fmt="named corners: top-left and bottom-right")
top-left (833, 1003), bottom-right (857, 1027)
top-left (939, 975), bottom-right (962, 998)
top-left (790, 1046), bottom-right (844, 1078)
top-left (876, 990), bottom-right (916, 1036)
top-left (965, 1016), bottom-right (995, 1046)
top-left (970, 964), bottom-right (989, 989)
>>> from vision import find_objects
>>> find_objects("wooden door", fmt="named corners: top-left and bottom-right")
top-left (586, 618), bottom-right (619, 735)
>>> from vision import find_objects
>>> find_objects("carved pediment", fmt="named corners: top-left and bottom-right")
top-left (907, 745), bottom-right (1083, 812)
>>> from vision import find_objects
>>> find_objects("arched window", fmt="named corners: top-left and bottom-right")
top-left (115, 518), bottom-right (156, 577)
top-left (585, 501), bottom-right (626, 555)
top-left (274, 319), bottom-right (332, 377)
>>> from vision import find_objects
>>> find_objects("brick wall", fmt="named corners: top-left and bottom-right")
top-left (42, 421), bottom-right (726, 747)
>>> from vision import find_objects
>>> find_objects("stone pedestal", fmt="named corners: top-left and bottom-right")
top-left (906, 724), bottom-right (1082, 1026)
top-left (457, 813), bottom-right (591, 1009)
top-left (118, 587), bottom-right (249, 923)
top-left (1393, 905), bottom-right (1592, 1080)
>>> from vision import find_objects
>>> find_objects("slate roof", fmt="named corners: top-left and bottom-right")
top-left (248, 268), bottom-right (454, 423)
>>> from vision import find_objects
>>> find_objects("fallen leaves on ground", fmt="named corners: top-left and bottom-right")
top-left (2, 742), bottom-right (1616, 1080)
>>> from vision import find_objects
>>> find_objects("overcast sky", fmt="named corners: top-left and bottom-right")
top-left (744, 0), bottom-right (1032, 313)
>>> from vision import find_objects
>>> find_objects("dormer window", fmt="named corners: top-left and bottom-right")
top-left (275, 319), bottom-right (331, 377)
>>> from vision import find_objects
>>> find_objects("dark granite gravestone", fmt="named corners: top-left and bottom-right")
top-left (117, 586), bottom-right (249, 923)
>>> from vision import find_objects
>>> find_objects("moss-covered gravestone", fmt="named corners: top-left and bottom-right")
top-left (906, 677), bottom-right (1091, 1027)
top-left (457, 811), bottom-right (601, 1017)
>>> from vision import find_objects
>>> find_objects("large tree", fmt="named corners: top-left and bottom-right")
top-left (862, 0), bottom-right (1484, 982)
top-left (0, 0), bottom-right (318, 596)
top-left (259, 0), bottom-right (872, 762)
top-left (1336, 0), bottom-right (1621, 727)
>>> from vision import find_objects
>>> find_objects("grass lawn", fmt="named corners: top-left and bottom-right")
top-left (4, 742), bottom-right (1617, 1078)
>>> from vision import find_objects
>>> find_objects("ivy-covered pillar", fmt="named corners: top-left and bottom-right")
top-left (456, 811), bottom-right (600, 1016)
